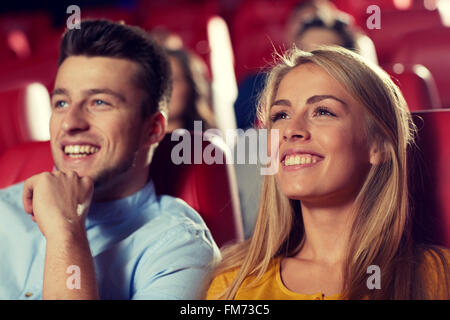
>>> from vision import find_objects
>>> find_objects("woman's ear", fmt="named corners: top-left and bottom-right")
top-left (369, 140), bottom-right (387, 166)
top-left (142, 111), bottom-right (167, 148)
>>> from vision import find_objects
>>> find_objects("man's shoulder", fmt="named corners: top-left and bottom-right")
top-left (0, 182), bottom-right (25, 208)
top-left (148, 193), bottom-right (210, 233)
top-left (134, 192), bottom-right (217, 249)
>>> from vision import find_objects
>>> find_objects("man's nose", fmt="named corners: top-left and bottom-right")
top-left (62, 104), bottom-right (89, 133)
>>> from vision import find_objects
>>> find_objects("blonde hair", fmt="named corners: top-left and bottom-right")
top-left (212, 46), bottom-right (449, 299)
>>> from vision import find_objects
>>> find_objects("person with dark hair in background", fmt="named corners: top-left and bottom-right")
top-left (166, 48), bottom-right (215, 132)
top-left (294, 16), bottom-right (356, 51)
top-left (0, 19), bottom-right (220, 300)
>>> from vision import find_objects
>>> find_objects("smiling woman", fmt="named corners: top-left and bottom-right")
top-left (206, 46), bottom-right (450, 300)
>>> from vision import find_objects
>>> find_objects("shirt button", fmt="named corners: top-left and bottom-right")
top-left (25, 292), bottom-right (33, 298)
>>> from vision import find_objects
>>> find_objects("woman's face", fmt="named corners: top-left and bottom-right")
top-left (269, 63), bottom-right (374, 206)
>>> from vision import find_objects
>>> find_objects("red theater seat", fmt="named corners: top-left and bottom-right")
top-left (410, 109), bottom-right (450, 248)
top-left (231, 0), bottom-right (297, 81)
top-left (392, 27), bottom-right (450, 108)
top-left (0, 141), bottom-right (53, 187)
top-left (0, 11), bottom-right (54, 61)
top-left (0, 133), bottom-right (244, 247)
top-left (137, 0), bottom-right (219, 69)
top-left (385, 63), bottom-right (441, 111)
top-left (0, 56), bottom-right (57, 93)
top-left (366, 9), bottom-right (442, 65)
top-left (82, 6), bottom-right (137, 24)
top-left (0, 85), bottom-right (30, 154)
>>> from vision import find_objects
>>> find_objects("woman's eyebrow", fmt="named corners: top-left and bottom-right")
top-left (270, 99), bottom-right (291, 108)
top-left (306, 95), bottom-right (348, 107)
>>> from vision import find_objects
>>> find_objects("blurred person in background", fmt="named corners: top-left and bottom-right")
top-left (294, 16), bottom-right (356, 52)
top-left (166, 48), bottom-right (216, 132)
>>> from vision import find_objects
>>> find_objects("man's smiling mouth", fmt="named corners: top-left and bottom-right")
top-left (63, 145), bottom-right (100, 158)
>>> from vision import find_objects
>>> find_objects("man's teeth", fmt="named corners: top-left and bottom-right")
top-left (64, 145), bottom-right (99, 157)
top-left (284, 154), bottom-right (318, 166)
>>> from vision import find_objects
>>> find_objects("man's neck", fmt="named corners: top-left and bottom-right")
top-left (93, 167), bottom-right (149, 202)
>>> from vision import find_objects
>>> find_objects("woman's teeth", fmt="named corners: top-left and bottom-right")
top-left (284, 154), bottom-right (318, 166)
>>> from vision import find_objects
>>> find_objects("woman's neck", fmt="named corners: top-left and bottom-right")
top-left (295, 199), bottom-right (357, 267)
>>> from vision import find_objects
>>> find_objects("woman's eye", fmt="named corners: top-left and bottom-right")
top-left (270, 111), bottom-right (289, 122)
top-left (313, 107), bottom-right (336, 117)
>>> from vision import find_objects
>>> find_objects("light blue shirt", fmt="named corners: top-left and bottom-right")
top-left (0, 181), bottom-right (220, 300)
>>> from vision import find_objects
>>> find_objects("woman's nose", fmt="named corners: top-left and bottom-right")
top-left (282, 115), bottom-right (310, 142)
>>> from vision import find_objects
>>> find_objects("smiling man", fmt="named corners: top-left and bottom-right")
top-left (0, 20), bottom-right (220, 299)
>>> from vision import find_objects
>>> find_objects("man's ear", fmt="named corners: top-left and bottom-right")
top-left (142, 111), bottom-right (167, 148)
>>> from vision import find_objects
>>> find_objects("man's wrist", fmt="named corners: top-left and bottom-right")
top-left (45, 223), bottom-right (88, 245)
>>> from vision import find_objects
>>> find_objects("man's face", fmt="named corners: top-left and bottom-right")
top-left (50, 56), bottom-right (149, 193)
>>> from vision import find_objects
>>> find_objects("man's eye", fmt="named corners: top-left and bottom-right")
top-left (313, 107), bottom-right (336, 117)
top-left (270, 111), bottom-right (289, 122)
top-left (94, 99), bottom-right (108, 106)
top-left (54, 101), bottom-right (68, 109)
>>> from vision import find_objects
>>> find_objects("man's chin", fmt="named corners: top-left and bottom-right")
top-left (54, 166), bottom-right (99, 181)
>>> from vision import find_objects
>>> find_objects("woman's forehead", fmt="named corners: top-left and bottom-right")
top-left (274, 63), bottom-right (354, 105)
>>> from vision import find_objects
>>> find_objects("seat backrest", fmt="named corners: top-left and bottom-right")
top-left (0, 141), bottom-right (54, 187)
top-left (0, 86), bottom-right (28, 155)
top-left (149, 131), bottom-right (244, 247)
top-left (0, 82), bottom-right (52, 155)
top-left (230, 0), bottom-right (298, 81)
top-left (366, 9), bottom-right (442, 65)
top-left (137, 0), bottom-right (219, 72)
top-left (410, 109), bottom-right (450, 248)
top-left (392, 26), bottom-right (450, 108)
top-left (385, 63), bottom-right (442, 111)
top-left (0, 133), bottom-right (244, 247)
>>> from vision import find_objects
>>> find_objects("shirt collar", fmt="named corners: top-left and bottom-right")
top-left (85, 180), bottom-right (156, 227)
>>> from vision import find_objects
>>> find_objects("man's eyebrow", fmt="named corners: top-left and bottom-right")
top-left (84, 88), bottom-right (127, 102)
top-left (306, 95), bottom-right (348, 107)
top-left (50, 88), bottom-right (127, 103)
top-left (50, 88), bottom-right (69, 98)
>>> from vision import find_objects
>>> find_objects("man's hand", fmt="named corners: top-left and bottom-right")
top-left (22, 171), bottom-right (98, 299)
top-left (22, 171), bottom-right (93, 240)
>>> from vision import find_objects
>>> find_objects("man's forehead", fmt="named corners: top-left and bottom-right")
top-left (56, 56), bottom-right (139, 81)
top-left (54, 56), bottom-right (139, 93)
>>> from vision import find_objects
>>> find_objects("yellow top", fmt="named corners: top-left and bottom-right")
top-left (206, 248), bottom-right (450, 300)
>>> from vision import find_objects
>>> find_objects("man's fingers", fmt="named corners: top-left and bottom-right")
top-left (22, 176), bottom-right (37, 215)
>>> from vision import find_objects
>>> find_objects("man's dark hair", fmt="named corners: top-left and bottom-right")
top-left (58, 19), bottom-right (172, 118)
